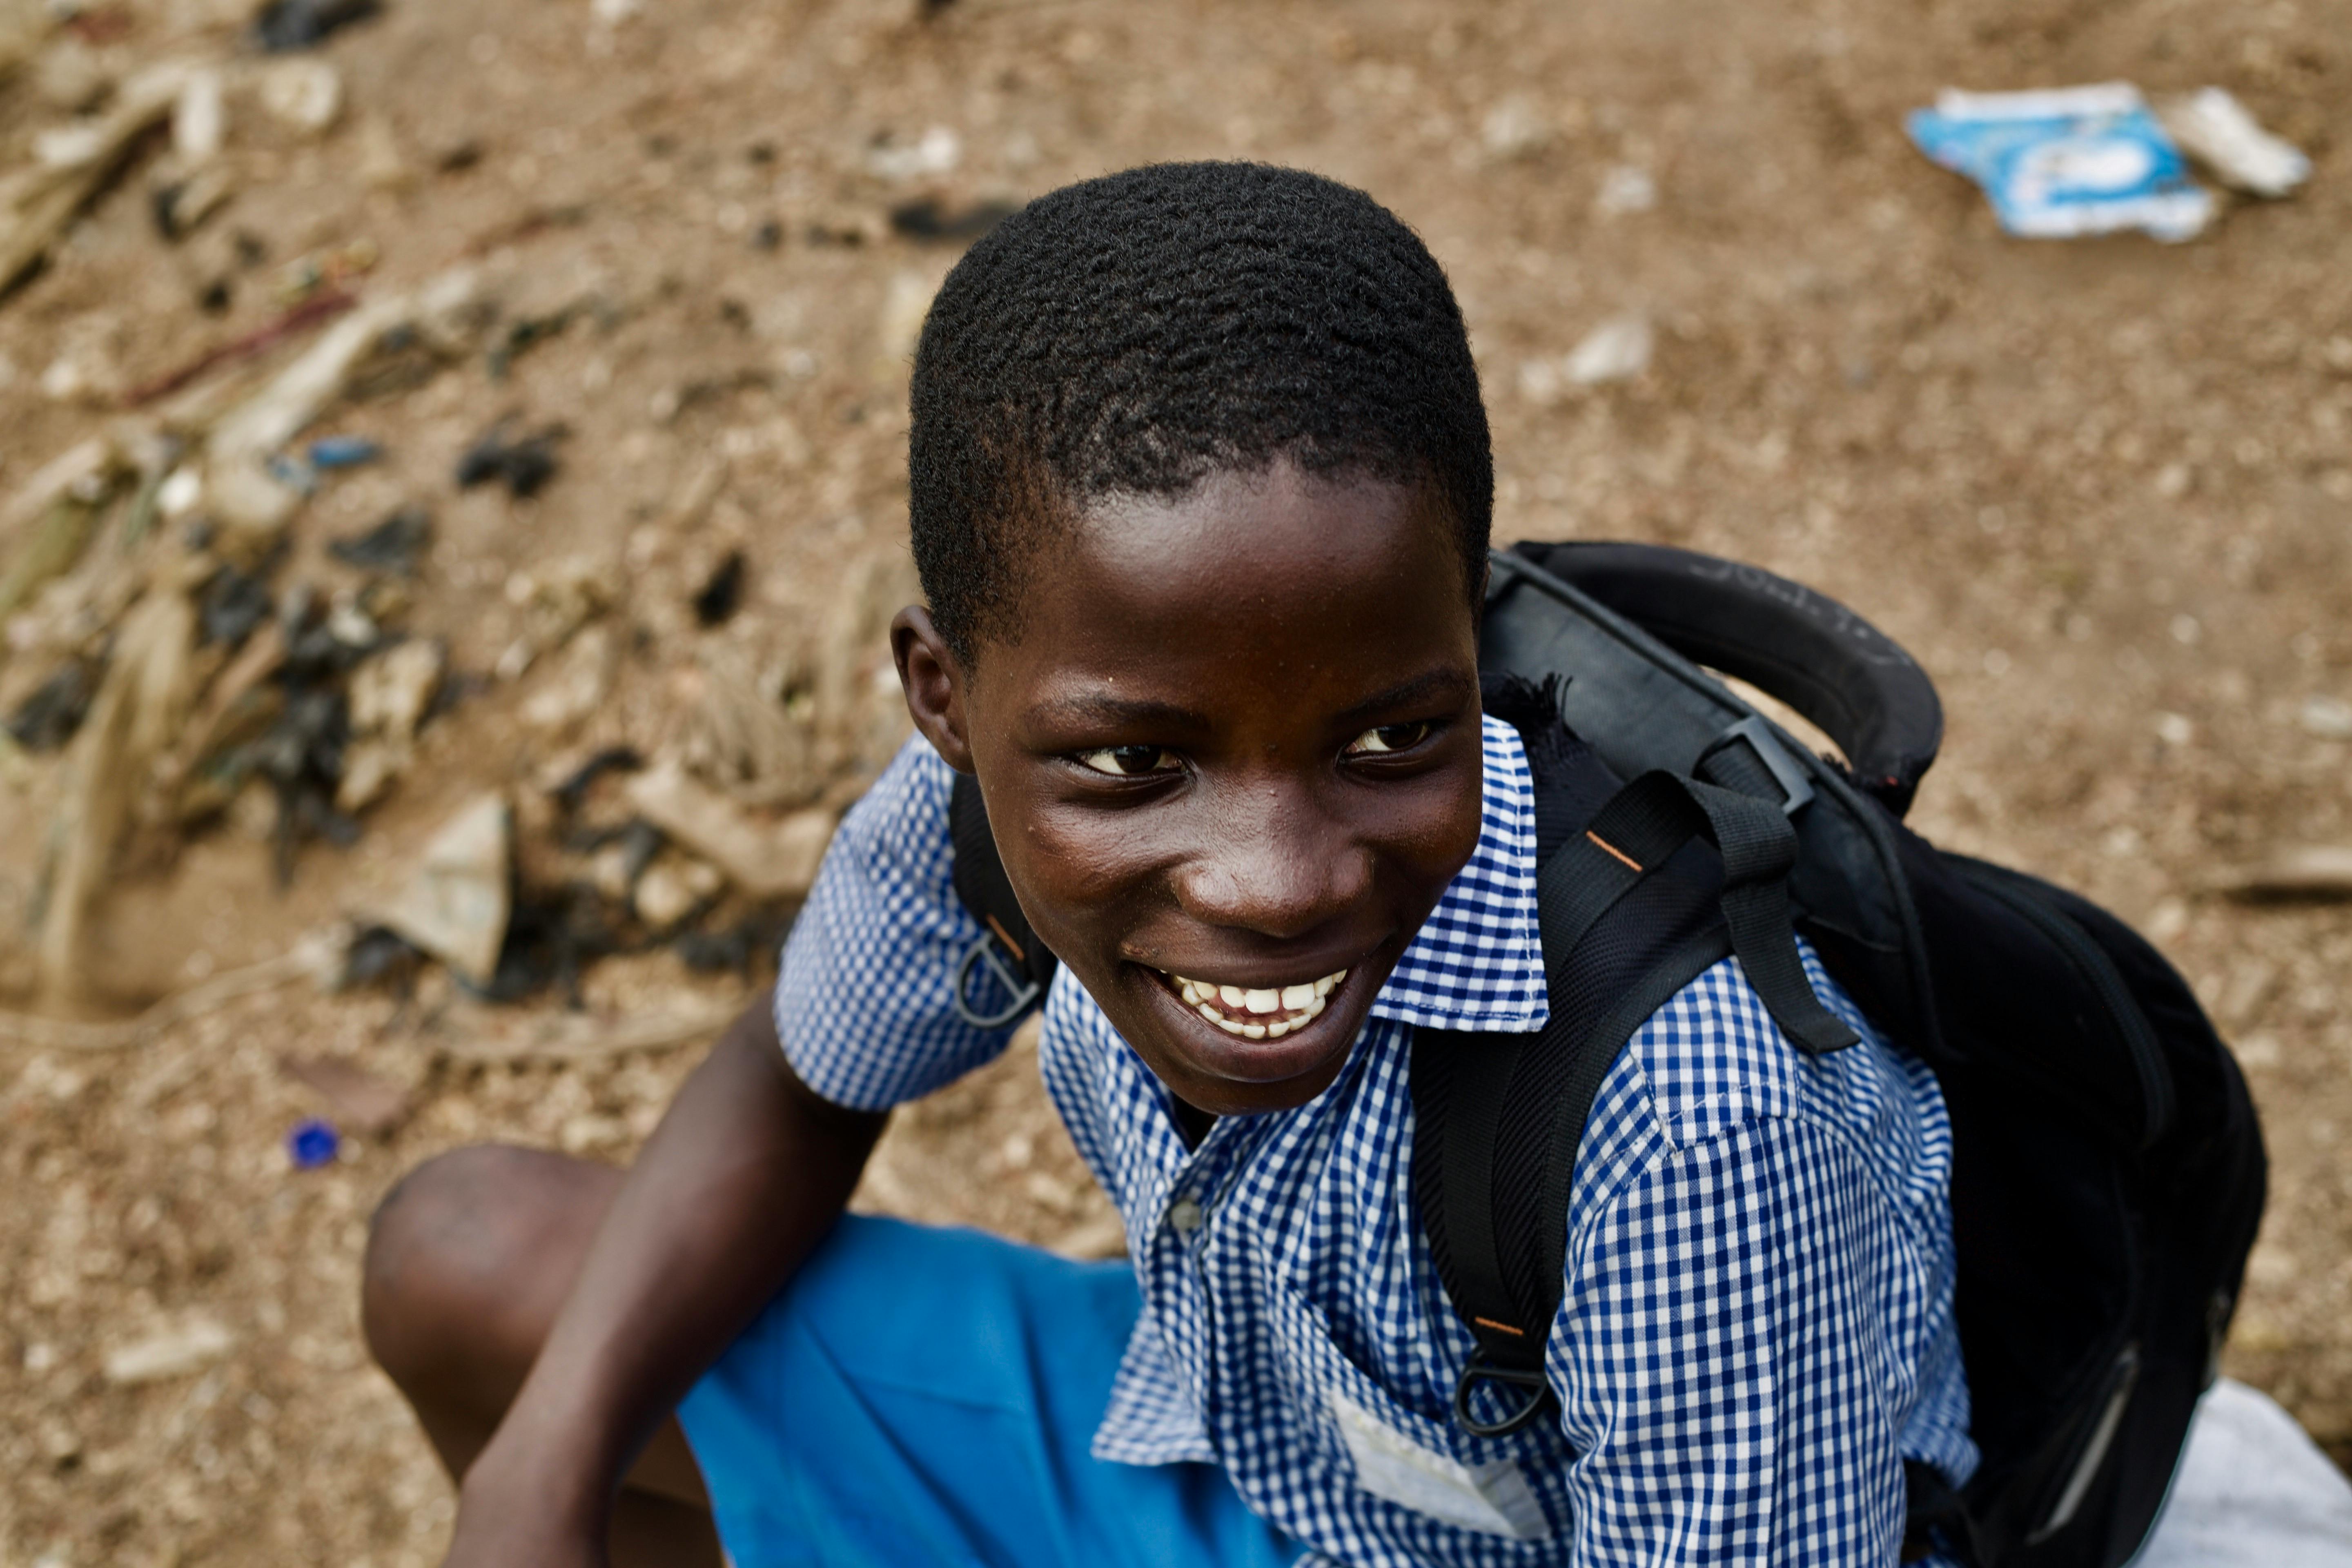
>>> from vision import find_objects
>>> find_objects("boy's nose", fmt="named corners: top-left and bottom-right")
top-left (1169, 783), bottom-right (1373, 940)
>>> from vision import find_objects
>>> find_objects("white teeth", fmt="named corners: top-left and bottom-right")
top-left (1163, 967), bottom-right (1348, 1036)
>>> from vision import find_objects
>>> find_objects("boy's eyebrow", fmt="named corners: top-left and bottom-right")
top-left (1333, 667), bottom-right (1478, 726)
top-left (1027, 668), bottom-right (1476, 735)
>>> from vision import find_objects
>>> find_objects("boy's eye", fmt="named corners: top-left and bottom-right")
top-left (1345, 722), bottom-right (1432, 756)
top-left (1075, 745), bottom-right (1180, 777)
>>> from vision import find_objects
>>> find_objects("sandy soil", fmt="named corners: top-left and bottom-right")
top-left (1, 0), bottom-right (2348, 1561)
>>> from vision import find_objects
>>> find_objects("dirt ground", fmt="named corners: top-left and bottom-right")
top-left (1, 0), bottom-right (2348, 1561)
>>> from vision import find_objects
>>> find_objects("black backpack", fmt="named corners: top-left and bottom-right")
top-left (944, 541), bottom-right (2266, 1567)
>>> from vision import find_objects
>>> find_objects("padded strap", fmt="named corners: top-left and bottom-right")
top-left (1583, 773), bottom-right (1860, 1056)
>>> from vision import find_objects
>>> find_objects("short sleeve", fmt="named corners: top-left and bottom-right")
top-left (1551, 1118), bottom-right (1920, 1564)
top-left (771, 734), bottom-right (1019, 1109)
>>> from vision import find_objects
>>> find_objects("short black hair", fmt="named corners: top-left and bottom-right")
top-left (908, 161), bottom-right (1492, 663)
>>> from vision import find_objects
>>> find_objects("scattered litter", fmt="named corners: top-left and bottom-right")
top-left (1908, 84), bottom-right (2213, 241)
top-left (887, 197), bottom-right (1018, 244)
top-left (308, 435), bottom-right (381, 469)
top-left (285, 1117), bottom-right (340, 1168)
top-left (2298, 695), bottom-right (2352, 741)
top-left (2218, 846), bottom-right (2352, 902)
top-left (198, 559), bottom-right (276, 646)
top-left (2159, 88), bottom-right (2311, 199)
top-left (102, 1315), bottom-right (235, 1385)
top-left (455, 419), bottom-right (563, 499)
top-left (253, 0), bottom-right (380, 53)
top-left (693, 549), bottom-right (746, 626)
top-left (328, 505), bottom-right (432, 575)
top-left (370, 793), bottom-right (512, 986)
top-left (624, 761), bottom-right (835, 899)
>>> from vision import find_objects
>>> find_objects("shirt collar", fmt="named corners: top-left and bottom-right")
top-left (1368, 712), bottom-right (1548, 1035)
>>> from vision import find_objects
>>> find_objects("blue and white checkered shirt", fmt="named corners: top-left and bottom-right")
top-left (776, 717), bottom-right (1976, 1566)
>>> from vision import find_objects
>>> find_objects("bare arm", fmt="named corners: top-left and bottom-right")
top-left (448, 1001), bottom-right (886, 1563)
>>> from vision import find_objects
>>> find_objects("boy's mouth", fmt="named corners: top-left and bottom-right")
top-left (1151, 967), bottom-right (1348, 1039)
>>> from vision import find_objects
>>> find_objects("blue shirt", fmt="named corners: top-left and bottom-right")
top-left (775, 717), bottom-right (1975, 1565)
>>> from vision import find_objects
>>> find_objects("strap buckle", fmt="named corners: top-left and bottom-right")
top-left (1696, 715), bottom-right (1815, 818)
top-left (1451, 1356), bottom-right (1553, 1438)
top-left (952, 927), bottom-right (1044, 1029)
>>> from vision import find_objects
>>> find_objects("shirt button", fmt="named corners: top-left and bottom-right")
top-left (1166, 1197), bottom-right (1205, 1234)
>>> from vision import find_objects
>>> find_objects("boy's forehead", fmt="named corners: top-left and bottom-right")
top-left (982, 461), bottom-right (1475, 697)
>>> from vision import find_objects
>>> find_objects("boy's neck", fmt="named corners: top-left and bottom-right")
top-left (1171, 1096), bottom-right (1218, 1149)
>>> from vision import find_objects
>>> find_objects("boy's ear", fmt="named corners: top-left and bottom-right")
top-left (890, 606), bottom-right (977, 774)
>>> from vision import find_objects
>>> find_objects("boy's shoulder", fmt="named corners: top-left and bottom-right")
top-left (1581, 942), bottom-right (1953, 1236)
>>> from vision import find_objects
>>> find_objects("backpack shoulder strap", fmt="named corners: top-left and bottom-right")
top-left (947, 771), bottom-right (1059, 1028)
top-left (1415, 765), bottom-right (1856, 1436)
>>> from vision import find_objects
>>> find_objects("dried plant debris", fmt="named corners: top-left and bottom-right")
top-left (4, 656), bottom-right (103, 752)
top-left (327, 504), bottom-right (432, 575)
top-left (454, 418), bottom-right (564, 498)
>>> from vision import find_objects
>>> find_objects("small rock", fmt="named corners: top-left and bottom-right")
top-left (257, 59), bottom-right (344, 136)
top-left (1563, 314), bottom-right (1653, 386)
top-left (1479, 94), bottom-right (1550, 160)
top-left (520, 624), bottom-right (616, 733)
top-left (104, 1315), bottom-right (236, 1385)
top-left (632, 857), bottom-right (711, 930)
top-left (2298, 695), bottom-right (2352, 741)
top-left (865, 125), bottom-right (960, 181)
top-left (1594, 164), bottom-right (1657, 216)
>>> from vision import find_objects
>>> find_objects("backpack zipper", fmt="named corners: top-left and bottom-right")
top-left (1952, 861), bottom-right (2176, 1149)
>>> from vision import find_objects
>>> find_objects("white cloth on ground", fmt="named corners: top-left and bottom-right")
top-left (2136, 1379), bottom-right (2352, 1567)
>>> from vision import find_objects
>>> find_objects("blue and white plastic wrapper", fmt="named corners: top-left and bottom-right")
top-left (1908, 83), bottom-right (2214, 241)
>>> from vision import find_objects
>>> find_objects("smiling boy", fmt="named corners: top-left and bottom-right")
top-left (362, 163), bottom-right (1971, 1566)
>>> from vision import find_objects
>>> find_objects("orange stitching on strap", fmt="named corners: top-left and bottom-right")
top-left (985, 914), bottom-right (1028, 964)
top-left (1471, 1316), bottom-right (1528, 1337)
top-left (1586, 831), bottom-right (1644, 873)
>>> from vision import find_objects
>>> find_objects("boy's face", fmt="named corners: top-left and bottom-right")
top-left (895, 460), bottom-right (1486, 1117)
